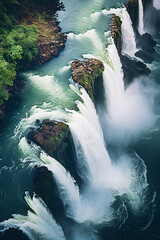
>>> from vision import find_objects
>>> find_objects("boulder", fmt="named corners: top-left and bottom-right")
top-left (0, 229), bottom-right (29, 240)
top-left (135, 50), bottom-right (154, 63)
top-left (33, 166), bottom-right (65, 220)
top-left (125, 0), bottom-right (138, 29)
top-left (138, 33), bottom-right (157, 54)
top-left (121, 55), bottom-right (151, 84)
top-left (30, 119), bottom-right (70, 167)
top-left (71, 58), bottom-right (104, 101)
top-left (29, 119), bottom-right (82, 186)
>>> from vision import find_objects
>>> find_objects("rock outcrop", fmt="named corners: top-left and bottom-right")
top-left (30, 120), bottom-right (70, 167)
top-left (110, 12), bottom-right (151, 84)
top-left (138, 33), bottom-right (157, 54)
top-left (71, 58), bottom-right (104, 101)
top-left (135, 50), bottom-right (154, 63)
top-left (34, 17), bottom-right (67, 65)
top-left (125, 0), bottom-right (138, 29)
top-left (121, 55), bottom-right (151, 84)
top-left (29, 119), bottom-right (82, 205)
top-left (110, 14), bottom-right (122, 55)
top-left (33, 166), bottom-right (65, 220)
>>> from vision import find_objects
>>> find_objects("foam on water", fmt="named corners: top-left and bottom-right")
top-left (0, 192), bottom-right (66, 240)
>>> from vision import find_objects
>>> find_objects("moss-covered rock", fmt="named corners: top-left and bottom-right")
top-left (29, 119), bottom-right (82, 184)
top-left (110, 14), bottom-right (122, 55)
top-left (71, 58), bottom-right (104, 101)
top-left (110, 13), bottom-right (151, 84)
top-left (30, 120), bottom-right (69, 166)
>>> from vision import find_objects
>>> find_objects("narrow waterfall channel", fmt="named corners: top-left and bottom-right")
top-left (138, 0), bottom-right (144, 35)
top-left (0, 0), bottom-right (160, 240)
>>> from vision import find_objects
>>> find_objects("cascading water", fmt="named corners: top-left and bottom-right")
top-left (138, 0), bottom-right (145, 35)
top-left (121, 8), bottom-right (138, 56)
top-left (102, 39), bottom-right (125, 118)
top-left (102, 7), bottom-right (137, 57)
top-left (0, 192), bottom-right (66, 240)
top-left (0, 0), bottom-right (159, 239)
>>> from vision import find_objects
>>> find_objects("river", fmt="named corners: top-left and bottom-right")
top-left (0, 0), bottom-right (160, 239)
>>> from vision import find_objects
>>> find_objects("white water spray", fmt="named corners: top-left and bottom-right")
top-left (102, 39), bottom-right (124, 118)
top-left (153, 0), bottom-right (160, 10)
top-left (0, 192), bottom-right (66, 240)
top-left (68, 88), bottom-right (112, 185)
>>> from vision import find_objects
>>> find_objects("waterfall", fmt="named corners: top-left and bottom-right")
top-left (68, 88), bottom-right (112, 185)
top-left (0, 192), bottom-right (66, 240)
top-left (102, 39), bottom-right (124, 119)
top-left (138, 0), bottom-right (144, 35)
top-left (39, 152), bottom-right (81, 221)
top-left (153, 0), bottom-right (160, 10)
top-left (121, 8), bottom-right (137, 56)
top-left (102, 8), bottom-right (137, 57)
top-left (19, 138), bottom-right (81, 221)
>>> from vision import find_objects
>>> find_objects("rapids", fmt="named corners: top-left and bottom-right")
top-left (0, 0), bottom-right (160, 240)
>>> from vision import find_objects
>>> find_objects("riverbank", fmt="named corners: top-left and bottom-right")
top-left (0, 1), bottom-right (67, 124)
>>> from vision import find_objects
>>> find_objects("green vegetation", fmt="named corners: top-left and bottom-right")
top-left (0, 0), bottom-right (60, 105)
top-left (0, 18), bottom-right (39, 104)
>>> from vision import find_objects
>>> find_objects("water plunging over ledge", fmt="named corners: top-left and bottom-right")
top-left (0, 0), bottom-right (160, 239)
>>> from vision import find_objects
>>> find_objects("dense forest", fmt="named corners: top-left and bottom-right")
top-left (0, 0), bottom-right (59, 105)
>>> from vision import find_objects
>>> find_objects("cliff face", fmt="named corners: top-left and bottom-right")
top-left (125, 0), bottom-right (152, 29)
top-left (110, 12), bottom-right (151, 84)
top-left (125, 0), bottom-right (138, 29)
top-left (71, 58), bottom-right (104, 101)
top-left (110, 15), bottom-right (122, 55)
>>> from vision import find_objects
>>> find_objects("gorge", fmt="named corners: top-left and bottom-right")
top-left (0, 0), bottom-right (160, 240)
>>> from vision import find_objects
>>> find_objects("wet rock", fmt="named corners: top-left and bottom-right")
top-left (0, 229), bottom-right (29, 240)
top-left (110, 13), bottom-right (151, 84)
top-left (110, 14), bottom-right (122, 55)
top-left (135, 50), bottom-right (154, 63)
top-left (138, 33), bottom-right (157, 54)
top-left (125, 0), bottom-right (139, 29)
top-left (30, 119), bottom-right (70, 167)
top-left (34, 17), bottom-right (67, 66)
top-left (33, 166), bottom-right (65, 220)
top-left (121, 55), bottom-right (151, 84)
top-left (71, 58), bottom-right (104, 101)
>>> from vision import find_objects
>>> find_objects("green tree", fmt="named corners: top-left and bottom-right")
top-left (0, 55), bottom-right (16, 104)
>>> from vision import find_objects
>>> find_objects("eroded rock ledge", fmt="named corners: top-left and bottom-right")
top-left (71, 58), bottom-right (104, 101)
top-left (111, 14), bottom-right (151, 84)
top-left (30, 120), bottom-right (69, 166)
top-left (29, 118), bottom-right (82, 209)
top-left (34, 17), bottom-right (67, 66)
